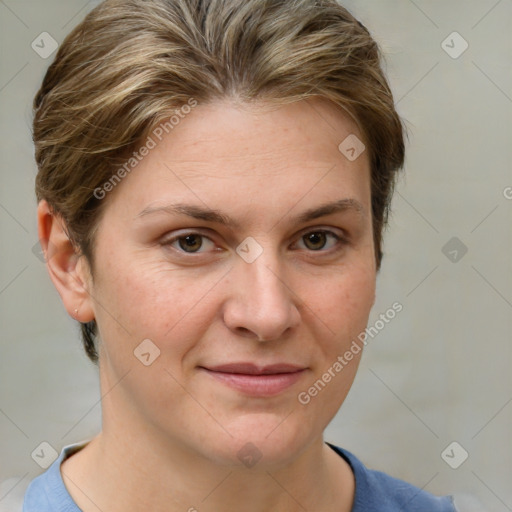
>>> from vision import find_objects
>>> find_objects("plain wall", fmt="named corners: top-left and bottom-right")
top-left (0, 0), bottom-right (511, 510)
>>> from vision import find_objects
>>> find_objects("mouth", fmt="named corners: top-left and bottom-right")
top-left (199, 363), bottom-right (307, 397)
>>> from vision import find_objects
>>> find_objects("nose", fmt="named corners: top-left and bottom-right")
top-left (222, 246), bottom-right (301, 342)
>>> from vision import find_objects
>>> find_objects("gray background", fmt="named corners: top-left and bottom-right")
top-left (0, 0), bottom-right (511, 510)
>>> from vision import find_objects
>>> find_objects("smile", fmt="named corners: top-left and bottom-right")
top-left (199, 363), bottom-right (307, 397)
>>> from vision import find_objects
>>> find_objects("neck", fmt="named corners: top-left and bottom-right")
top-left (61, 425), bottom-right (354, 512)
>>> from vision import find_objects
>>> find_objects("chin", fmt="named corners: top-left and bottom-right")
top-left (201, 414), bottom-right (316, 469)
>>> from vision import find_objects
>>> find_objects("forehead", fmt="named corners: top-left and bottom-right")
top-left (105, 98), bottom-right (371, 221)
top-left (158, 97), bottom-right (366, 165)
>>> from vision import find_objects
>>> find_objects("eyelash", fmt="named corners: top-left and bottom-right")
top-left (161, 229), bottom-right (348, 257)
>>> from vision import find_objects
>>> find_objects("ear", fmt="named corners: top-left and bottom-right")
top-left (37, 199), bottom-right (95, 323)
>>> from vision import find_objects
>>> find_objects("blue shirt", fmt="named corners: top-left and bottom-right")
top-left (21, 440), bottom-right (457, 511)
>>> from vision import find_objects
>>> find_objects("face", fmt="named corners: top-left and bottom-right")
top-left (82, 98), bottom-right (376, 467)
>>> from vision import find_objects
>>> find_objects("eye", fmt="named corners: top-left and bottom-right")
top-left (161, 228), bottom-right (347, 257)
top-left (295, 230), bottom-right (346, 252)
top-left (162, 232), bottom-right (217, 254)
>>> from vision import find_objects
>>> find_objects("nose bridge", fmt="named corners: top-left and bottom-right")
top-left (247, 249), bottom-right (288, 301)
top-left (226, 238), bottom-right (300, 340)
top-left (241, 242), bottom-right (290, 308)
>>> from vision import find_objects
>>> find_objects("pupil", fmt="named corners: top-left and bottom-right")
top-left (181, 235), bottom-right (201, 251)
top-left (306, 232), bottom-right (325, 250)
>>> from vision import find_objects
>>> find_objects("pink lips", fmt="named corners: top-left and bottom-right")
top-left (200, 363), bottom-right (306, 397)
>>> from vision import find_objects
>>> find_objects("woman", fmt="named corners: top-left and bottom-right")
top-left (13, 0), bottom-right (476, 510)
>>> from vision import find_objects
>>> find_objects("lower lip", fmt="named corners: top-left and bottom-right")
top-left (201, 369), bottom-right (306, 397)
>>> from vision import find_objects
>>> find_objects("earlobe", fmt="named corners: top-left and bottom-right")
top-left (37, 200), bottom-right (95, 323)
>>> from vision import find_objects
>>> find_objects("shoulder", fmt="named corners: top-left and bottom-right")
top-left (327, 443), bottom-right (485, 512)
top-left (21, 469), bottom-right (53, 511)
top-left (5, 440), bottom-right (90, 512)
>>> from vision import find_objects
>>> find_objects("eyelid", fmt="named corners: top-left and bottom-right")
top-left (296, 225), bottom-right (348, 241)
top-left (292, 229), bottom-right (348, 252)
top-left (160, 229), bottom-right (217, 255)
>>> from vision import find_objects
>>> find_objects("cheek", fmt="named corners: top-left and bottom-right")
top-left (93, 256), bottom-right (222, 359)
top-left (341, 268), bottom-right (375, 336)
top-left (309, 262), bottom-right (376, 352)
top-left (293, 266), bottom-right (374, 431)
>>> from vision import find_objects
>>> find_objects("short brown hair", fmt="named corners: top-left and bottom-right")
top-left (33, 0), bottom-right (406, 363)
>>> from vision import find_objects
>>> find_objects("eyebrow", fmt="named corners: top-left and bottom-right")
top-left (135, 198), bottom-right (365, 228)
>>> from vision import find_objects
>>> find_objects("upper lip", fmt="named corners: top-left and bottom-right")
top-left (202, 363), bottom-right (306, 375)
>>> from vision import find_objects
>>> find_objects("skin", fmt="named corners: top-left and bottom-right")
top-left (38, 97), bottom-right (376, 512)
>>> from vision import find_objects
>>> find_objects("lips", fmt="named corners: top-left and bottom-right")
top-left (204, 362), bottom-right (305, 375)
top-left (199, 362), bottom-right (307, 397)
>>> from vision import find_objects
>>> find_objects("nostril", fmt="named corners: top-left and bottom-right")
top-left (237, 327), bottom-right (253, 337)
